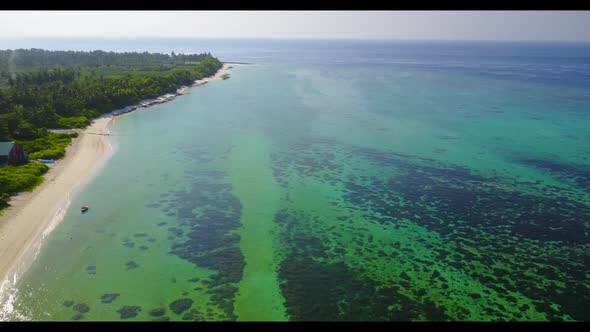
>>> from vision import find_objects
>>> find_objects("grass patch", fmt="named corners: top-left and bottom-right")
top-left (57, 116), bottom-right (89, 129)
top-left (18, 132), bottom-right (77, 160)
top-left (0, 162), bottom-right (49, 211)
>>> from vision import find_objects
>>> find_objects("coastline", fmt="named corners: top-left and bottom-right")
top-left (0, 63), bottom-right (233, 313)
top-left (193, 63), bottom-right (232, 86)
top-left (0, 117), bottom-right (113, 318)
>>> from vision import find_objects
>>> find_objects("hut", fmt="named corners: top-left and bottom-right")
top-left (0, 142), bottom-right (13, 166)
top-left (0, 142), bottom-right (28, 166)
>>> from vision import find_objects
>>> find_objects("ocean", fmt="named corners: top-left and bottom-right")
top-left (1, 38), bottom-right (589, 321)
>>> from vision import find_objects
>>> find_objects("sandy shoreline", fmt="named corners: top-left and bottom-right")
top-left (0, 117), bottom-right (113, 309)
top-left (0, 63), bottom-right (233, 309)
top-left (193, 63), bottom-right (232, 86)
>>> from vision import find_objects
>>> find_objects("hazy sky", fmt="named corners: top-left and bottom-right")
top-left (0, 11), bottom-right (589, 42)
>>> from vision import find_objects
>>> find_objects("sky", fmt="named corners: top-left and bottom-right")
top-left (0, 11), bottom-right (589, 42)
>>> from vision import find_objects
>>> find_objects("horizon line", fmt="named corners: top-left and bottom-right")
top-left (1, 36), bottom-right (590, 44)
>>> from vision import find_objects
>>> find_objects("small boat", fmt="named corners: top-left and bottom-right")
top-left (81, 205), bottom-right (89, 213)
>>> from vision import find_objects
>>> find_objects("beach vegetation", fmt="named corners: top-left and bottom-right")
top-left (0, 193), bottom-right (9, 209)
top-left (57, 116), bottom-right (89, 129)
top-left (18, 132), bottom-right (76, 160)
top-left (0, 161), bottom-right (49, 210)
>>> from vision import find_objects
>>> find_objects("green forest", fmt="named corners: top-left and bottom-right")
top-left (0, 48), bottom-right (223, 210)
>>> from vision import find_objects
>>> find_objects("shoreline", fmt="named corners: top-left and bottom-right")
top-left (104, 63), bottom-right (231, 116)
top-left (193, 63), bottom-right (232, 87)
top-left (0, 63), bottom-right (233, 316)
top-left (0, 117), bottom-right (113, 319)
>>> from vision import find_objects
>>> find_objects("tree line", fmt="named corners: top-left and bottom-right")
top-left (0, 49), bottom-right (212, 71)
top-left (0, 49), bottom-right (222, 141)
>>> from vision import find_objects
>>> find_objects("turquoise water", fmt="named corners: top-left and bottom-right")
top-left (1, 40), bottom-right (590, 321)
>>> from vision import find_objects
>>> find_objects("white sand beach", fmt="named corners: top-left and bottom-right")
top-left (194, 63), bottom-right (232, 86)
top-left (0, 117), bottom-right (113, 296)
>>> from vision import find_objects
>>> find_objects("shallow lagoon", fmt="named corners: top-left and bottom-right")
top-left (2, 40), bottom-right (590, 321)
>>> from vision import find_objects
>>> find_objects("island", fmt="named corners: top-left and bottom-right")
top-left (0, 49), bottom-right (225, 211)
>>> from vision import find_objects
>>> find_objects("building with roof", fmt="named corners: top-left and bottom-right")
top-left (0, 142), bottom-right (28, 166)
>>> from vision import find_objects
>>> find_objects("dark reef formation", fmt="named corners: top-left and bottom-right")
top-left (271, 137), bottom-right (589, 321)
top-left (149, 307), bottom-right (166, 317)
top-left (170, 298), bottom-right (194, 315)
top-left (117, 305), bottom-right (141, 319)
top-left (145, 145), bottom-right (245, 321)
top-left (73, 303), bottom-right (90, 314)
top-left (100, 293), bottom-right (120, 304)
